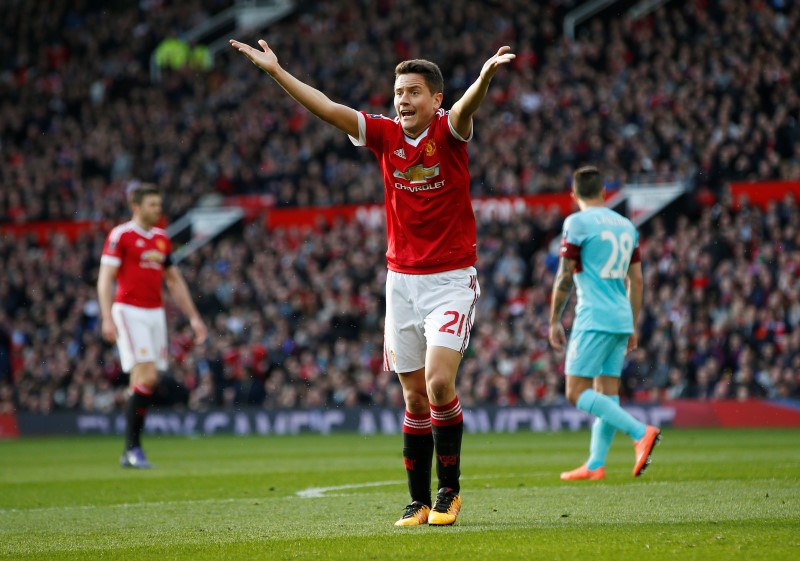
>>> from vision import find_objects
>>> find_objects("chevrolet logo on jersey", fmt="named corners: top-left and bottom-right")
top-left (393, 163), bottom-right (440, 184)
top-left (140, 249), bottom-right (165, 270)
top-left (141, 250), bottom-right (165, 263)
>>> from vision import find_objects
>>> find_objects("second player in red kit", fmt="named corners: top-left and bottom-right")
top-left (97, 183), bottom-right (207, 468)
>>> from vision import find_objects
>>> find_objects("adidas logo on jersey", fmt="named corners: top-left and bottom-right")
top-left (393, 148), bottom-right (406, 159)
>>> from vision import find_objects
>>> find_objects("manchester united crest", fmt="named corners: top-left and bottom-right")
top-left (424, 139), bottom-right (436, 157)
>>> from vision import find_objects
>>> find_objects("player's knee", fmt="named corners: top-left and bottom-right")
top-left (402, 388), bottom-right (429, 413)
top-left (132, 363), bottom-right (158, 389)
top-left (565, 387), bottom-right (583, 406)
top-left (426, 376), bottom-right (455, 405)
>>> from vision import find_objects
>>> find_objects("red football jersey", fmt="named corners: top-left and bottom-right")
top-left (100, 221), bottom-right (172, 308)
top-left (353, 109), bottom-right (477, 274)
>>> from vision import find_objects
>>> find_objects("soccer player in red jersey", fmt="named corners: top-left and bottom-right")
top-left (230, 37), bottom-right (514, 525)
top-left (97, 183), bottom-right (207, 468)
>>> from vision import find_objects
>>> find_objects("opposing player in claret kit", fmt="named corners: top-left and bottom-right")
top-left (97, 183), bottom-right (207, 469)
top-left (230, 36), bottom-right (515, 525)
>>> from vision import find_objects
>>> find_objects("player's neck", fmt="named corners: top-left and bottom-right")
top-left (402, 117), bottom-right (435, 139)
top-left (132, 216), bottom-right (154, 231)
top-left (577, 197), bottom-right (605, 211)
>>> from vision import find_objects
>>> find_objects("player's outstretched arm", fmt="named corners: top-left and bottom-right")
top-left (229, 38), bottom-right (359, 138)
top-left (449, 46), bottom-right (516, 139)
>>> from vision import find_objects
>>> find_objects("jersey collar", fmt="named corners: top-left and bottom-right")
top-left (130, 220), bottom-right (156, 238)
top-left (403, 126), bottom-right (430, 147)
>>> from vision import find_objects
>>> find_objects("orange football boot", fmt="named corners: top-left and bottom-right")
top-left (395, 502), bottom-right (431, 527)
top-left (633, 425), bottom-right (662, 476)
top-left (560, 463), bottom-right (606, 481)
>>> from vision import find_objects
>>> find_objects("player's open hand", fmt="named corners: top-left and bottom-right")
top-left (480, 46), bottom-right (516, 81)
top-left (549, 323), bottom-right (567, 352)
top-left (229, 39), bottom-right (279, 76)
top-left (626, 332), bottom-right (638, 354)
top-left (190, 317), bottom-right (208, 346)
top-left (101, 318), bottom-right (118, 343)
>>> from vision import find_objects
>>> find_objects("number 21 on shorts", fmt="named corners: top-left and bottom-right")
top-left (439, 311), bottom-right (466, 336)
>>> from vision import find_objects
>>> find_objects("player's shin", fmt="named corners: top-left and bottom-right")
top-left (125, 383), bottom-right (153, 451)
top-left (402, 411), bottom-right (434, 505)
top-left (576, 389), bottom-right (645, 440)
top-left (430, 396), bottom-right (463, 492)
top-left (587, 395), bottom-right (619, 469)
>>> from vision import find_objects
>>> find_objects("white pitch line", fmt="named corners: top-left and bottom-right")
top-left (296, 480), bottom-right (403, 498)
top-left (294, 472), bottom-right (550, 498)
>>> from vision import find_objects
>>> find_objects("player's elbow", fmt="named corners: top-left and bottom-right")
top-left (627, 264), bottom-right (643, 285)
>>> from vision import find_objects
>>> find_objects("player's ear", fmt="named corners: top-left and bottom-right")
top-left (433, 92), bottom-right (443, 110)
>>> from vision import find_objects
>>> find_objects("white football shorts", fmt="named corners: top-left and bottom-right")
top-left (111, 303), bottom-right (168, 373)
top-left (384, 266), bottom-right (480, 374)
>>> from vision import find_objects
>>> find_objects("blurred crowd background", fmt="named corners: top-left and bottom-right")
top-left (1, 0), bottom-right (799, 414)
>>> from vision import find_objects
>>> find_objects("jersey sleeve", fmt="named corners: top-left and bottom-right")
top-left (630, 229), bottom-right (641, 263)
top-left (100, 229), bottom-right (123, 268)
top-left (349, 111), bottom-right (393, 154)
top-left (445, 110), bottom-right (473, 143)
top-left (559, 214), bottom-right (584, 260)
top-left (164, 235), bottom-right (174, 268)
top-left (348, 111), bottom-right (368, 146)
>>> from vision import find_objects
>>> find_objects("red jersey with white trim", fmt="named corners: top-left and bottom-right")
top-left (353, 109), bottom-right (476, 274)
top-left (100, 221), bottom-right (172, 308)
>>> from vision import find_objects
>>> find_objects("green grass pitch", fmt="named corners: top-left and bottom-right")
top-left (1, 428), bottom-right (798, 560)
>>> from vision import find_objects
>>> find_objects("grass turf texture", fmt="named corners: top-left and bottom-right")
top-left (1, 428), bottom-right (798, 560)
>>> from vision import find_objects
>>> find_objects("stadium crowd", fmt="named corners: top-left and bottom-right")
top-left (2, 190), bottom-right (800, 415)
top-left (1, 0), bottom-right (800, 414)
top-left (1, 0), bottom-right (798, 223)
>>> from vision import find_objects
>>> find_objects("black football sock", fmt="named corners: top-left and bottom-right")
top-left (125, 385), bottom-right (153, 451)
top-left (402, 411), bottom-right (433, 506)
top-left (431, 396), bottom-right (464, 493)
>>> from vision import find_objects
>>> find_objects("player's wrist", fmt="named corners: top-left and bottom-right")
top-left (266, 63), bottom-right (284, 80)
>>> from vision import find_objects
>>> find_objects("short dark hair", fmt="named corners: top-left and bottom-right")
top-left (127, 182), bottom-right (161, 206)
top-left (572, 166), bottom-right (604, 199)
top-left (394, 59), bottom-right (444, 95)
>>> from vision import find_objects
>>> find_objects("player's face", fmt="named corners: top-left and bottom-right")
top-left (135, 194), bottom-right (163, 228)
top-left (394, 73), bottom-right (442, 138)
